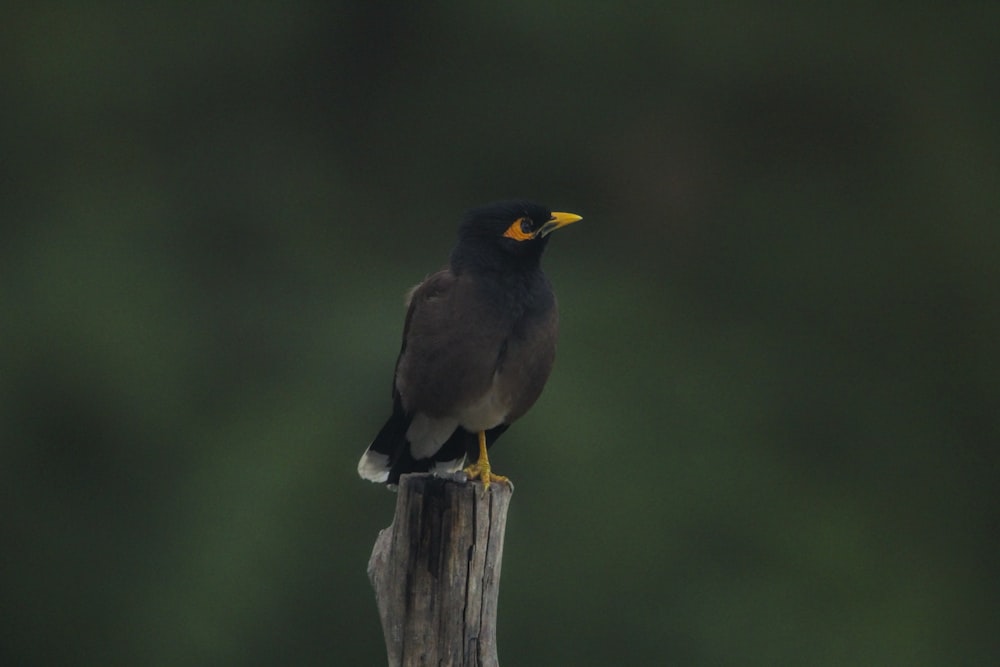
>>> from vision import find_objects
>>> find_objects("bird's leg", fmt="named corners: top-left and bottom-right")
top-left (463, 430), bottom-right (510, 489)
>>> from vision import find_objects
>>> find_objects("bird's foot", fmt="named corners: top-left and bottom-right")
top-left (462, 459), bottom-right (511, 490)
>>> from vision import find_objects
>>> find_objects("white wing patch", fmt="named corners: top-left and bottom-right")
top-left (403, 375), bottom-right (510, 463)
top-left (407, 412), bottom-right (459, 459)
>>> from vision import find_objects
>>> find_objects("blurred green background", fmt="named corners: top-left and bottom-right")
top-left (2, 3), bottom-right (997, 665)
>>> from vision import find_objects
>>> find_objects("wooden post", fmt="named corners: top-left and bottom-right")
top-left (367, 472), bottom-right (513, 667)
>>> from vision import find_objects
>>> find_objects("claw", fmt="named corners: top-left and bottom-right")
top-left (462, 430), bottom-right (512, 490)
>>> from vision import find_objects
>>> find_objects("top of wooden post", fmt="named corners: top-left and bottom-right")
top-left (368, 473), bottom-right (513, 667)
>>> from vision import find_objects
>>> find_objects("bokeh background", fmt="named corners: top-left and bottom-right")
top-left (3, 3), bottom-right (997, 665)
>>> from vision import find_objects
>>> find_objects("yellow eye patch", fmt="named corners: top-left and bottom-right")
top-left (502, 217), bottom-right (534, 242)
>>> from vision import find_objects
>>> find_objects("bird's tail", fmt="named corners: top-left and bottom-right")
top-left (357, 407), bottom-right (411, 484)
top-left (358, 405), bottom-right (474, 485)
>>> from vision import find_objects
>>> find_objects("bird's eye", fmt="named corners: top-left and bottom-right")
top-left (502, 216), bottom-right (536, 242)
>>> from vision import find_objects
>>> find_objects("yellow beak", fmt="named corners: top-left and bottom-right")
top-left (537, 211), bottom-right (583, 237)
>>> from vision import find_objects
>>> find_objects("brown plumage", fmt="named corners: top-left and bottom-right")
top-left (358, 201), bottom-right (581, 487)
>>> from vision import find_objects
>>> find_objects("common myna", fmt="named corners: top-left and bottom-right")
top-left (357, 201), bottom-right (581, 488)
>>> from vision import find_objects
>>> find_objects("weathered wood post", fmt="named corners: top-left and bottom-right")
top-left (367, 472), bottom-right (513, 667)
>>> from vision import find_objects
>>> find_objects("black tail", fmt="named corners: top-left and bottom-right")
top-left (358, 407), bottom-right (511, 485)
top-left (357, 406), bottom-right (411, 484)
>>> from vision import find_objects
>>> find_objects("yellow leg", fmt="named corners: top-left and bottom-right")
top-left (462, 430), bottom-right (511, 489)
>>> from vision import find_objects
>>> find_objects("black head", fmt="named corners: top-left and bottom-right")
top-left (451, 200), bottom-right (581, 273)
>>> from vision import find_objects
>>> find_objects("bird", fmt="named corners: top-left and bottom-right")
top-left (357, 200), bottom-right (581, 489)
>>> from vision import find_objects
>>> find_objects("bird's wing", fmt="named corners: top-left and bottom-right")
top-left (394, 269), bottom-right (507, 419)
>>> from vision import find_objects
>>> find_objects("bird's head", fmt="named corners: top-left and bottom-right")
top-left (452, 200), bottom-right (581, 271)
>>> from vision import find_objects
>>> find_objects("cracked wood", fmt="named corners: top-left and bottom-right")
top-left (367, 473), bottom-right (513, 667)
